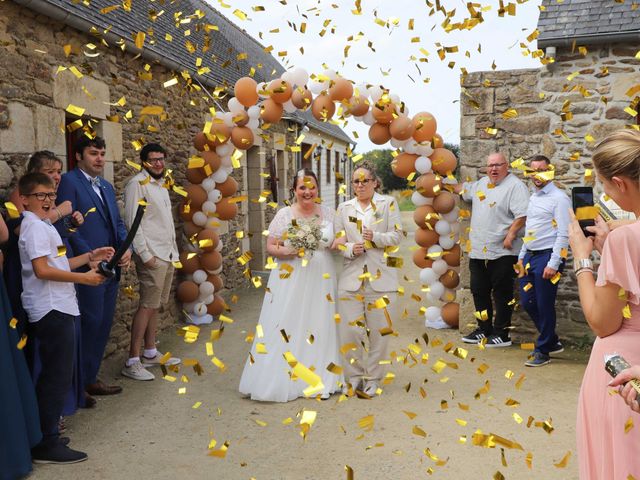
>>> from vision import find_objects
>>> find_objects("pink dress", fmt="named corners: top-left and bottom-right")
top-left (577, 222), bottom-right (640, 479)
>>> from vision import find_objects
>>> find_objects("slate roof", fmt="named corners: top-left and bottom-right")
top-left (20, 0), bottom-right (352, 144)
top-left (537, 0), bottom-right (640, 47)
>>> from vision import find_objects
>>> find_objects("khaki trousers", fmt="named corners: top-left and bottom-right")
top-left (337, 283), bottom-right (397, 386)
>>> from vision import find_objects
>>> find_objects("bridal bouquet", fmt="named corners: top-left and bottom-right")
top-left (286, 217), bottom-right (322, 255)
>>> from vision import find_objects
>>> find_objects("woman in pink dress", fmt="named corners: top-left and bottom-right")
top-left (569, 130), bottom-right (640, 479)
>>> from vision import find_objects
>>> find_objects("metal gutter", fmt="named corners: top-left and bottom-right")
top-left (538, 30), bottom-right (640, 48)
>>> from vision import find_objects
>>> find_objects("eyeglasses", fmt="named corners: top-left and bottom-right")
top-left (26, 192), bottom-right (57, 201)
top-left (487, 163), bottom-right (507, 169)
top-left (146, 158), bottom-right (165, 164)
top-left (352, 178), bottom-right (373, 186)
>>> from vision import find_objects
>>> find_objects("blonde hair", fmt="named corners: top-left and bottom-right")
top-left (593, 129), bottom-right (640, 182)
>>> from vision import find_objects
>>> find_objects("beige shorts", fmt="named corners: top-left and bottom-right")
top-left (134, 255), bottom-right (175, 309)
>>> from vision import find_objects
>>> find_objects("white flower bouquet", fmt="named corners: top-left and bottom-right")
top-left (286, 217), bottom-right (322, 256)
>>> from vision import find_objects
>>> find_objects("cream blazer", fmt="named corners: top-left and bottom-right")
top-left (334, 193), bottom-right (404, 292)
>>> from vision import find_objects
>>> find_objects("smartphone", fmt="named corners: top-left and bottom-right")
top-left (572, 186), bottom-right (595, 237)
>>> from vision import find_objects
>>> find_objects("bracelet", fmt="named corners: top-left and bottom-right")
top-left (575, 267), bottom-right (595, 277)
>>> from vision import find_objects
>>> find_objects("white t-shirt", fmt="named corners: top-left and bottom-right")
top-left (18, 211), bottom-right (80, 322)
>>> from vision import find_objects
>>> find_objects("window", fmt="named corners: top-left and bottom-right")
top-left (326, 148), bottom-right (332, 183)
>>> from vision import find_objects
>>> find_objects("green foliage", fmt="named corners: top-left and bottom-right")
top-left (363, 143), bottom-right (460, 193)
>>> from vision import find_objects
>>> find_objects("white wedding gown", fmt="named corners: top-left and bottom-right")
top-left (239, 206), bottom-right (343, 402)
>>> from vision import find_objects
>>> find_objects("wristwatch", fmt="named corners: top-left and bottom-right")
top-left (573, 258), bottom-right (593, 271)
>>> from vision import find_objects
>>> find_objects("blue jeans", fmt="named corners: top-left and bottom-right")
top-left (519, 250), bottom-right (564, 354)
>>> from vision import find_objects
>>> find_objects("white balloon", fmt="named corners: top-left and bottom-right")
top-left (199, 281), bottom-right (214, 296)
top-left (201, 177), bottom-right (216, 192)
top-left (432, 259), bottom-right (448, 276)
top-left (281, 71), bottom-right (293, 84)
top-left (222, 111), bottom-right (235, 127)
top-left (419, 267), bottom-right (439, 285)
top-left (203, 294), bottom-right (215, 305)
top-left (224, 165), bottom-right (233, 174)
top-left (283, 100), bottom-right (297, 113)
top-left (193, 302), bottom-right (208, 316)
top-left (292, 68), bottom-right (309, 87)
top-left (389, 93), bottom-right (400, 104)
top-left (208, 189), bottom-right (222, 203)
top-left (442, 208), bottom-right (459, 223)
top-left (309, 81), bottom-right (326, 95)
top-left (247, 105), bottom-right (260, 120)
top-left (404, 142), bottom-right (418, 154)
top-left (438, 235), bottom-right (456, 250)
top-left (450, 222), bottom-right (461, 235)
top-left (256, 82), bottom-right (269, 98)
top-left (215, 239), bottom-right (224, 251)
top-left (426, 293), bottom-right (438, 304)
top-left (415, 156), bottom-right (432, 174)
top-left (192, 211), bottom-right (207, 227)
top-left (429, 281), bottom-right (445, 300)
top-left (390, 138), bottom-right (403, 149)
top-left (220, 155), bottom-right (232, 168)
top-left (323, 69), bottom-right (337, 80)
top-left (368, 85), bottom-right (383, 102)
top-left (227, 97), bottom-right (244, 114)
top-left (411, 191), bottom-right (432, 206)
top-left (205, 217), bottom-right (219, 229)
top-left (428, 245), bottom-right (443, 256)
top-left (202, 200), bottom-right (217, 215)
top-left (417, 145), bottom-right (434, 157)
top-left (435, 220), bottom-right (452, 236)
top-left (362, 111), bottom-right (375, 126)
top-left (216, 143), bottom-right (233, 157)
top-left (211, 169), bottom-right (228, 183)
top-left (425, 306), bottom-right (442, 322)
top-left (247, 118), bottom-right (260, 130)
top-left (192, 269), bottom-right (207, 284)
top-left (355, 83), bottom-right (368, 96)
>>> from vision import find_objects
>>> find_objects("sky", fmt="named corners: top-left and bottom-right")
top-left (212, 0), bottom-right (544, 153)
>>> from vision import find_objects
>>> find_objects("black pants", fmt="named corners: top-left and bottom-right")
top-left (31, 310), bottom-right (76, 442)
top-left (469, 256), bottom-right (518, 337)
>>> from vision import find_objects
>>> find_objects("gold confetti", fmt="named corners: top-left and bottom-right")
top-left (358, 415), bottom-right (375, 431)
top-left (412, 425), bottom-right (427, 437)
top-left (4, 202), bottom-right (19, 219)
top-left (625, 417), bottom-right (634, 434)
top-left (520, 343), bottom-right (535, 350)
top-left (553, 451), bottom-right (572, 468)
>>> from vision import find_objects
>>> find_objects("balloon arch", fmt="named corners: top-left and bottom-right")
top-left (175, 68), bottom-right (461, 329)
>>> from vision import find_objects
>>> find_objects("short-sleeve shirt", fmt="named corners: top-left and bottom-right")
top-left (462, 173), bottom-right (529, 260)
top-left (18, 211), bottom-right (80, 322)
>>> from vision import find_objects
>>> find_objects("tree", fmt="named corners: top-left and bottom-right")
top-left (363, 143), bottom-right (460, 193)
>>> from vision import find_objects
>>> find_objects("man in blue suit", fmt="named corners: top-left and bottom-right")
top-left (57, 136), bottom-right (131, 399)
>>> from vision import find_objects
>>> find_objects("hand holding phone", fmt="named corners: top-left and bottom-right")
top-left (572, 186), bottom-right (596, 237)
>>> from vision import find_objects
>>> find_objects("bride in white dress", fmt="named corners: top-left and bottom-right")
top-left (239, 169), bottom-right (343, 402)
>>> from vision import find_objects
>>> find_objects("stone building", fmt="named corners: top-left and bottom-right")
top-left (0, 0), bottom-right (352, 356)
top-left (458, 0), bottom-right (640, 345)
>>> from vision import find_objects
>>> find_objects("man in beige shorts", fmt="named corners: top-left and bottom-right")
top-left (122, 143), bottom-right (180, 381)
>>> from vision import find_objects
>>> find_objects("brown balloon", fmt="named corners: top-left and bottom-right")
top-left (260, 98), bottom-right (284, 124)
top-left (183, 221), bottom-right (203, 238)
top-left (415, 227), bottom-right (440, 249)
top-left (440, 269), bottom-right (460, 289)
top-left (209, 121), bottom-right (232, 146)
top-left (185, 184), bottom-right (207, 210)
top-left (269, 79), bottom-right (293, 103)
top-left (208, 274), bottom-right (224, 291)
top-left (430, 148), bottom-right (458, 176)
top-left (179, 252), bottom-right (201, 274)
top-left (193, 132), bottom-right (208, 152)
top-left (311, 94), bottom-right (336, 122)
top-left (371, 101), bottom-right (395, 124)
top-left (234, 77), bottom-right (259, 107)
top-left (186, 166), bottom-right (206, 184)
top-left (291, 87), bottom-right (313, 110)
top-left (329, 78), bottom-right (354, 102)
top-left (368, 122), bottom-right (392, 145)
top-left (391, 152), bottom-right (417, 178)
top-left (432, 191), bottom-right (456, 214)
top-left (206, 294), bottom-right (226, 316)
top-left (346, 95), bottom-right (370, 117)
top-left (389, 115), bottom-right (415, 141)
top-left (412, 112), bottom-right (437, 143)
top-left (216, 176), bottom-right (238, 197)
top-left (232, 110), bottom-right (250, 127)
top-left (442, 244), bottom-right (461, 267)
top-left (202, 150), bottom-right (221, 176)
top-left (415, 173), bottom-right (442, 198)
top-left (231, 126), bottom-right (254, 150)
top-left (441, 302), bottom-right (460, 328)
top-left (197, 229), bottom-right (219, 252)
top-left (413, 248), bottom-right (435, 269)
top-left (178, 200), bottom-right (195, 222)
top-left (432, 133), bottom-right (445, 148)
top-left (177, 281), bottom-right (200, 303)
top-left (413, 205), bottom-right (439, 229)
top-left (201, 250), bottom-right (223, 271)
top-left (215, 197), bottom-right (238, 221)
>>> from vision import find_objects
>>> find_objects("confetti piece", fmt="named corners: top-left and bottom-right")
top-left (17, 334), bottom-right (27, 350)
top-left (625, 417), bottom-right (634, 434)
top-left (4, 202), bottom-right (19, 219)
top-left (358, 415), bottom-right (374, 431)
top-left (553, 451), bottom-right (572, 468)
top-left (412, 425), bottom-right (427, 437)
top-left (520, 343), bottom-right (535, 351)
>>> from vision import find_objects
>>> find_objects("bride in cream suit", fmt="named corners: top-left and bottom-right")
top-left (333, 161), bottom-right (403, 397)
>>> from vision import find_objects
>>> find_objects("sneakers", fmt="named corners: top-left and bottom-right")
top-left (525, 352), bottom-right (551, 367)
top-left (363, 381), bottom-right (380, 397)
top-left (141, 352), bottom-right (181, 367)
top-left (549, 342), bottom-right (564, 355)
top-left (121, 361), bottom-right (155, 381)
top-left (32, 441), bottom-right (88, 464)
top-left (461, 328), bottom-right (488, 344)
top-left (484, 334), bottom-right (512, 348)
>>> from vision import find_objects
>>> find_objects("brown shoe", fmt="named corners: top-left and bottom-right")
top-left (85, 381), bottom-right (123, 396)
top-left (82, 392), bottom-right (97, 408)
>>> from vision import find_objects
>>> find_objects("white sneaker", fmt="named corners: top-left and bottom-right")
top-left (121, 361), bottom-right (155, 381)
top-left (141, 352), bottom-right (181, 367)
top-left (363, 381), bottom-right (380, 397)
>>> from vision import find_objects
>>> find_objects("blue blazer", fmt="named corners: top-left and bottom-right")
top-left (56, 168), bottom-right (128, 259)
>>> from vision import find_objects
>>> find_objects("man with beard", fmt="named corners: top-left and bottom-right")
top-left (121, 143), bottom-right (180, 381)
top-left (516, 155), bottom-right (570, 367)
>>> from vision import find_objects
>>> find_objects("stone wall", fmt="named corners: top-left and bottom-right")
top-left (458, 42), bottom-right (640, 346)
